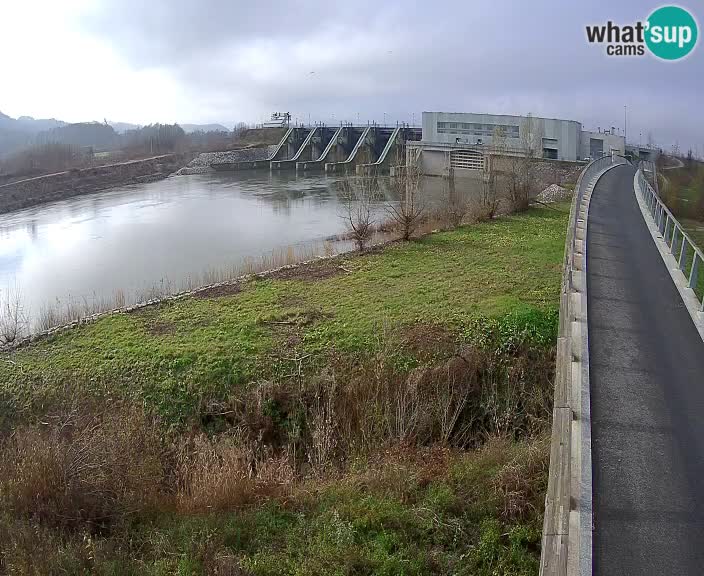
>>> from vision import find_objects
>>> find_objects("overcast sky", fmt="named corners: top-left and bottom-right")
top-left (1, 0), bottom-right (702, 151)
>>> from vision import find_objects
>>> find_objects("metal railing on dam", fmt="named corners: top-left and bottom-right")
top-left (540, 153), bottom-right (628, 576)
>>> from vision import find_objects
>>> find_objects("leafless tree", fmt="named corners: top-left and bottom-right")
top-left (507, 114), bottom-right (539, 212)
top-left (387, 162), bottom-right (425, 240)
top-left (491, 125), bottom-right (508, 156)
top-left (445, 168), bottom-right (468, 227)
top-left (338, 175), bottom-right (381, 250)
top-left (479, 126), bottom-right (507, 219)
top-left (0, 286), bottom-right (27, 346)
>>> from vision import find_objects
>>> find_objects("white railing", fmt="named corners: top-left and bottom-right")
top-left (540, 153), bottom-right (627, 576)
top-left (636, 162), bottom-right (704, 309)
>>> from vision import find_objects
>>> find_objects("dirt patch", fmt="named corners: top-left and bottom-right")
top-left (192, 282), bottom-right (242, 299)
top-left (400, 323), bottom-right (457, 358)
top-left (145, 319), bottom-right (177, 336)
top-left (264, 260), bottom-right (349, 282)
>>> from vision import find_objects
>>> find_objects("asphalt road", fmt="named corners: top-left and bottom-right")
top-left (588, 164), bottom-right (704, 575)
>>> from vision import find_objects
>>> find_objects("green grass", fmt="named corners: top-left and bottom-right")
top-left (0, 206), bottom-right (567, 574)
top-left (3, 439), bottom-right (546, 576)
top-left (661, 163), bottom-right (704, 249)
top-left (0, 205), bottom-right (568, 425)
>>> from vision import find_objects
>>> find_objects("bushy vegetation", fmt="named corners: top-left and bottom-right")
top-left (0, 205), bottom-right (569, 574)
top-left (660, 160), bottom-right (704, 249)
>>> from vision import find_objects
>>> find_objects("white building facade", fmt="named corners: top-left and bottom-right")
top-left (419, 112), bottom-right (625, 168)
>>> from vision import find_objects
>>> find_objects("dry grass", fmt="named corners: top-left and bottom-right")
top-left (0, 403), bottom-right (165, 532)
top-left (0, 331), bottom-right (553, 530)
top-left (491, 435), bottom-right (550, 521)
top-left (176, 432), bottom-right (295, 513)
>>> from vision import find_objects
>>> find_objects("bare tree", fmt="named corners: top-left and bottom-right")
top-left (338, 175), bottom-right (381, 250)
top-left (479, 126), bottom-right (507, 219)
top-left (445, 168), bottom-right (468, 227)
top-left (507, 114), bottom-right (539, 212)
top-left (0, 286), bottom-right (27, 346)
top-left (491, 124), bottom-right (508, 156)
top-left (387, 162), bottom-right (425, 240)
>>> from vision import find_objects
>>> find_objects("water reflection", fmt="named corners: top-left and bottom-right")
top-left (0, 170), bottom-right (439, 326)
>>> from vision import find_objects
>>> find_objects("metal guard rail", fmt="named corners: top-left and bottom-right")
top-left (636, 162), bottom-right (704, 311)
top-left (540, 153), bottom-right (627, 575)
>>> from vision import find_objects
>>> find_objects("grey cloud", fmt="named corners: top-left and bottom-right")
top-left (82, 0), bottom-right (703, 151)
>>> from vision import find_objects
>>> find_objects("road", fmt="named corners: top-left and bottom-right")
top-left (588, 164), bottom-right (704, 575)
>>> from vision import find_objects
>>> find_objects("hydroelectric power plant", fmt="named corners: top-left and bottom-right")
top-left (210, 124), bottom-right (422, 174)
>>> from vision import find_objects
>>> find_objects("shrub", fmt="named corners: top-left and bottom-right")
top-left (0, 403), bottom-right (165, 532)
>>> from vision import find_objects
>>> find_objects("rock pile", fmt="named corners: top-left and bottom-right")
top-left (175, 146), bottom-right (278, 175)
top-left (536, 184), bottom-right (573, 203)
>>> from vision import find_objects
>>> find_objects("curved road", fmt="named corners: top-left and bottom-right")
top-left (588, 164), bottom-right (704, 574)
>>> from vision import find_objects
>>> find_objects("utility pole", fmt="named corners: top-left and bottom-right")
top-left (624, 105), bottom-right (627, 144)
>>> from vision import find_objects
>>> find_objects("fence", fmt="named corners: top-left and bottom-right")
top-left (636, 161), bottom-right (704, 306)
top-left (540, 153), bottom-right (627, 576)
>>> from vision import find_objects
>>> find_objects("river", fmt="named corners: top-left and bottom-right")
top-left (0, 171), bottom-right (447, 332)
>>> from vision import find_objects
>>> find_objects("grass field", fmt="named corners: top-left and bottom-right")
top-left (0, 204), bottom-right (569, 575)
top-left (659, 162), bottom-right (704, 299)
top-left (1, 205), bottom-right (567, 426)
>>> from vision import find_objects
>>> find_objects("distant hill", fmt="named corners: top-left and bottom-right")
top-left (0, 110), bottom-right (232, 158)
top-left (0, 111), bottom-right (68, 156)
top-left (181, 123), bottom-right (229, 133)
top-left (35, 122), bottom-right (119, 151)
top-left (109, 121), bottom-right (142, 134)
top-left (0, 111), bottom-right (65, 133)
top-left (15, 116), bottom-right (66, 133)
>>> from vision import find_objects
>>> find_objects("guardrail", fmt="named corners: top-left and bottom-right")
top-left (636, 161), bottom-right (704, 310)
top-left (540, 153), bottom-right (628, 576)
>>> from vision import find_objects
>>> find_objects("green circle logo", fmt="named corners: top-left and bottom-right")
top-left (645, 6), bottom-right (698, 60)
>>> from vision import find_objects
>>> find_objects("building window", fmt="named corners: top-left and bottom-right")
top-left (436, 121), bottom-right (520, 138)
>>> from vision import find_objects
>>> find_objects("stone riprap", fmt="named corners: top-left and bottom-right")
top-left (0, 154), bottom-right (187, 214)
top-left (176, 146), bottom-right (278, 175)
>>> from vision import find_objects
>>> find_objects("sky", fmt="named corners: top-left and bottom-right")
top-left (1, 0), bottom-right (702, 152)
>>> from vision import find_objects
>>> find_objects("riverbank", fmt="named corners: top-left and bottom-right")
top-left (0, 204), bottom-right (569, 574)
top-left (0, 154), bottom-right (190, 214)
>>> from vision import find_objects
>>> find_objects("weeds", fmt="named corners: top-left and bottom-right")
top-left (0, 206), bottom-right (566, 573)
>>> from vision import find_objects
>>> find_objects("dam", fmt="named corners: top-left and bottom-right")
top-left (212, 124), bottom-right (421, 175)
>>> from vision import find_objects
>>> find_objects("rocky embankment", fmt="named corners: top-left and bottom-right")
top-left (176, 146), bottom-right (278, 175)
top-left (0, 154), bottom-right (188, 214)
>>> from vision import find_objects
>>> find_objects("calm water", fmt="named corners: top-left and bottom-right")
top-left (1, 171), bottom-right (444, 328)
